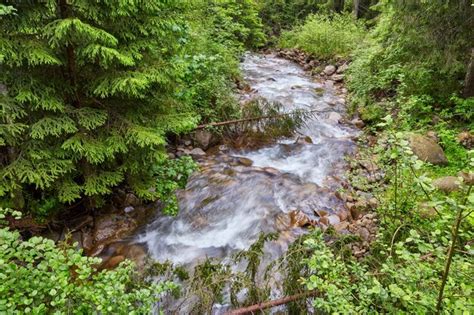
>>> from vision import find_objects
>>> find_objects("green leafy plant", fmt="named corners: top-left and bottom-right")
top-left (153, 156), bottom-right (197, 215)
top-left (279, 13), bottom-right (366, 60)
top-left (0, 207), bottom-right (177, 314)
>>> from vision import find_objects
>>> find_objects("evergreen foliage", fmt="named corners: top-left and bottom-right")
top-left (0, 1), bottom-right (199, 213)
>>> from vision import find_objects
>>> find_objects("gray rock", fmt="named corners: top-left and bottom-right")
top-left (193, 130), bottom-right (214, 150)
top-left (336, 63), bottom-right (349, 74)
top-left (327, 112), bottom-right (342, 124)
top-left (409, 134), bottom-right (448, 165)
top-left (332, 74), bottom-right (345, 82)
top-left (323, 65), bottom-right (337, 76)
top-left (351, 118), bottom-right (365, 128)
top-left (190, 148), bottom-right (206, 156)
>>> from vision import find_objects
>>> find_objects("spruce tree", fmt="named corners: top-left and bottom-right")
top-left (0, 1), bottom-right (198, 213)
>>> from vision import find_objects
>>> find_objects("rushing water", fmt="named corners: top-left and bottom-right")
top-left (138, 53), bottom-right (357, 310)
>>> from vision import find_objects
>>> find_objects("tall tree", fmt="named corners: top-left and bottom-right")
top-left (0, 1), bottom-right (198, 213)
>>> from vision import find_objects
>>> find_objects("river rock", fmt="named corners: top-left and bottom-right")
top-left (357, 227), bottom-right (370, 241)
top-left (328, 112), bottom-right (342, 124)
top-left (409, 134), bottom-right (448, 165)
top-left (124, 193), bottom-right (140, 207)
top-left (102, 255), bottom-right (125, 269)
top-left (328, 214), bottom-right (340, 225)
top-left (323, 65), bottom-right (337, 76)
top-left (351, 118), bottom-right (365, 128)
top-left (289, 210), bottom-right (311, 227)
top-left (238, 157), bottom-right (253, 167)
top-left (295, 135), bottom-right (313, 144)
top-left (332, 74), bottom-right (345, 82)
top-left (336, 63), bottom-right (349, 74)
top-left (190, 148), bottom-right (206, 157)
top-left (433, 176), bottom-right (461, 193)
top-left (194, 130), bottom-right (214, 150)
top-left (334, 221), bottom-right (349, 232)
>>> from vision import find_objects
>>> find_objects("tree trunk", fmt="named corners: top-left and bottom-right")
top-left (334, 0), bottom-right (345, 13)
top-left (354, 0), bottom-right (361, 18)
top-left (463, 48), bottom-right (474, 98)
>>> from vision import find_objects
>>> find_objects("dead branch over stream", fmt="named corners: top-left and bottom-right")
top-left (224, 290), bottom-right (317, 314)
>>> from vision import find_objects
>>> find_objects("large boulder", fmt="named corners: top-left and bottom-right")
top-left (409, 134), bottom-right (448, 165)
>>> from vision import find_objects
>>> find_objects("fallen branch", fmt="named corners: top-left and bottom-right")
top-left (196, 109), bottom-right (321, 129)
top-left (224, 290), bottom-right (317, 315)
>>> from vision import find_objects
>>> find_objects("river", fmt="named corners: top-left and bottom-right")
top-left (138, 52), bottom-right (357, 313)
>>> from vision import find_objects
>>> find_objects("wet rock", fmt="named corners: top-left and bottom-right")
top-left (102, 255), bottom-right (125, 269)
top-left (184, 140), bottom-right (192, 146)
top-left (351, 118), bottom-right (365, 128)
top-left (336, 63), bottom-right (349, 74)
top-left (238, 157), bottom-right (253, 167)
top-left (289, 210), bottom-right (311, 227)
top-left (190, 148), bottom-right (206, 157)
top-left (82, 229), bottom-right (94, 251)
top-left (124, 206), bottom-right (134, 213)
top-left (328, 112), bottom-right (342, 124)
top-left (327, 215), bottom-right (340, 225)
top-left (409, 134), bottom-right (448, 165)
top-left (315, 209), bottom-right (329, 217)
top-left (457, 131), bottom-right (474, 149)
top-left (66, 215), bottom-right (93, 231)
top-left (433, 176), bottom-right (461, 193)
top-left (319, 216), bottom-right (329, 226)
top-left (263, 167), bottom-right (280, 177)
top-left (314, 87), bottom-right (325, 96)
top-left (295, 135), bottom-right (313, 144)
top-left (194, 130), bottom-right (214, 150)
top-left (219, 144), bottom-right (229, 152)
top-left (124, 193), bottom-right (140, 207)
top-left (168, 152), bottom-right (176, 159)
top-left (323, 65), bottom-right (337, 76)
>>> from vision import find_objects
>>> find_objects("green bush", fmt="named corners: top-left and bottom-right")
top-left (348, 1), bottom-right (473, 125)
top-left (0, 208), bottom-right (176, 314)
top-left (279, 13), bottom-right (366, 59)
top-left (303, 132), bottom-right (474, 313)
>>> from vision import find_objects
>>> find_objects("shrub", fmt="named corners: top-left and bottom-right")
top-left (279, 13), bottom-right (366, 60)
top-left (0, 208), bottom-right (176, 314)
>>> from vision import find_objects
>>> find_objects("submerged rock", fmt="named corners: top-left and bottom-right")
top-left (409, 134), bottom-right (448, 165)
